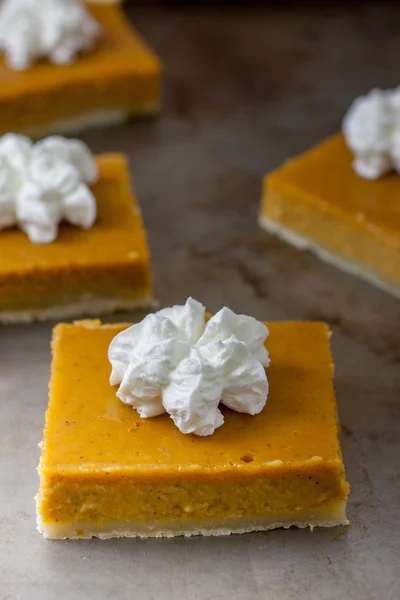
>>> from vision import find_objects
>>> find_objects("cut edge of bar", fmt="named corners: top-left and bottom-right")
top-left (36, 502), bottom-right (349, 539)
top-left (259, 214), bottom-right (400, 300)
top-left (0, 295), bottom-right (157, 324)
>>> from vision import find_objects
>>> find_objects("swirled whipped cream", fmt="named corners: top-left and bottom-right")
top-left (0, 134), bottom-right (98, 243)
top-left (0, 0), bottom-right (100, 71)
top-left (108, 298), bottom-right (270, 436)
top-left (343, 87), bottom-right (400, 179)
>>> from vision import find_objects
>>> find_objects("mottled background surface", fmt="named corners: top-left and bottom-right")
top-left (1, 2), bottom-right (400, 599)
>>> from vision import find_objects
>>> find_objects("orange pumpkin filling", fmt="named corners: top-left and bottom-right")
top-left (260, 133), bottom-right (400, 296)
top-left (0, 155), bottom-right (153, 322)
top-left (0, 4), bottom-right (162, 135)
top-left (36, 319), bottom-right (349, 539)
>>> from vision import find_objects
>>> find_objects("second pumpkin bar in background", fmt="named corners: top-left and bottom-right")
top-left (0, 136), bottom-right (153, 323)
top-left (0, 0), bottom-right (162, 136)
top-left (260, 88), bottom-right (400, 299)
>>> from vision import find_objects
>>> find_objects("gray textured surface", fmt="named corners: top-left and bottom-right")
top-left (1, 3), bottom-right (400, 599)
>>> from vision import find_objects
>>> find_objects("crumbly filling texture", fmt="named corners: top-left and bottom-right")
top-left (38, 462), bottom-right (349, 526)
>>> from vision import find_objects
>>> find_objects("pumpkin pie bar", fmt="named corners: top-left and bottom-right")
top-left (0, 3), bottom-right (162, 136)
top-left (36, 319), bottom-right (349, 539)
top-left (260, 133), bottom-right (400, 298)
top-left (0, 154), bottom-right (153, 323)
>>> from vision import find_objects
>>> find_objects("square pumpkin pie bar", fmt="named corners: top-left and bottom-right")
top-left (0, 153), bottom-right (153, 323)
top-left (260, 133), bottom-right (400, 298)
top-left (0, 2), bottom-right (162, 136)
top-left (36, 318), bottom-right (349, 539)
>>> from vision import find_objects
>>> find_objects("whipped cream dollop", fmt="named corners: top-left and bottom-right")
top-left (342, 87), bottom-right (400, 179)
top-left (0, 134), bottom-right (98, 243)
top-left (108, 298), bottom-right (270, 436)
top-left (0, 0), bottom-right (100, 71)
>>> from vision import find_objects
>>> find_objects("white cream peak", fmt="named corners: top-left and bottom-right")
top-left (0, 134), bottom-right (98, 243)
top-left (0, 0), bottom-right (100, 71)
top-left (343, 87), bottom-right (400, 179)
top-left (108, 298), bottom-right (270, 436)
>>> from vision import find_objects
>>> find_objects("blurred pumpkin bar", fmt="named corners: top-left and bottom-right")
top-left (0, 151), bottom-right (153, 323)
top-left (0, 0), bottom-right (162, 136)
top-left (260, 134), bottom-right (400, 298)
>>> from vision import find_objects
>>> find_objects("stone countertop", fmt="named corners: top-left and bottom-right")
top-left (1, 3), bottom-right (399, 599)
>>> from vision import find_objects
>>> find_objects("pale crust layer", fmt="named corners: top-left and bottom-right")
top-left (20, 102), bottom-right (161, 139)
top-left (0, 295), bottom-right (156, 325)
top-left (37, 503), bottom-right (349, 539)
top-left (259, 215), bottom-right (400, 300)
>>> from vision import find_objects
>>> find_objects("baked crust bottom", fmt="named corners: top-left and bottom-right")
top-left (0, 295), bottom-right (156, 324)
top-left (37, 503), bottom-right (348, 539)
top-left (17, 102), bottom-right (161, 139)
top-left (259, 215), bottom-right (400, 300)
